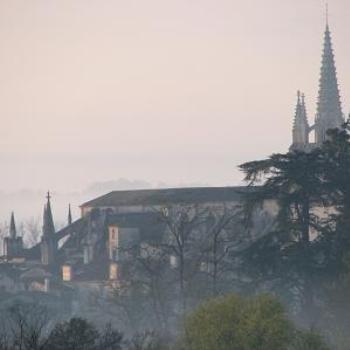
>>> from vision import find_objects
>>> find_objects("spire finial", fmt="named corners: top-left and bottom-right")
top-left (46, 191), bottom-right (51, 202)
top-left (326, 2), bottom-right (329, 27)
top-left (297, 90), bottom-right (301, 103)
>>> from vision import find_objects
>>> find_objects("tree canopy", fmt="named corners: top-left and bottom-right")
top-left (183, 293), bottom-right (329, 350)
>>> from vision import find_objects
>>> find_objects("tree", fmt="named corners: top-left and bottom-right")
top-left (126, 243), bottom-right (174, 331)
top-left (239, 150), bottom-right (327, 316)
top-left (239, 150), bottom-right (325, 244)
top-left (6, 302), bottom-right (50, 350)
top-left (109, 204), bottom-right (210, 330)
top-left (317, 121), bottom-right (350, 270)
top-left (156, 204), bottom-right (209, 313)
top-left (96, 323), bottom-right (123, 350)
top-left (47, 318), bottom-right (123, 350)
top-left (238, 120), bottom-right (350, 331)
top-left (46, 318), bottom-right (99, 350)
top-left (23, 217), bottom-right (41, 248)
top-left (201, 205), bottom-right (243, 296)
top-left (128, 330), bottom-right (170, 350)
top-left (183, 293), bottom-right (329, 350)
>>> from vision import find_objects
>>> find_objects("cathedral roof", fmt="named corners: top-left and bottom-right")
top-left (80, 186), bottom-right (251, 209)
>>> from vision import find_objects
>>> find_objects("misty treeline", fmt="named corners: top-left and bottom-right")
top-left (0, 301), bottom-right (166, 350)
top-left (90, 121), bottom-right (350, 349)
top-left (0, 295), bottom-right (329, 350)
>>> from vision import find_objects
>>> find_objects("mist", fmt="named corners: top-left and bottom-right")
top-left (1, 0), bottom-right (350, 203)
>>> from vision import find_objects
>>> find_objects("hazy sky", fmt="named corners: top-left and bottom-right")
top-left (1, 0), bottom-right (350, 193)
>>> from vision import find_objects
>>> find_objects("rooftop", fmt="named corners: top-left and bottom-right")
top-left (80, 186), bottom-right (250, 208)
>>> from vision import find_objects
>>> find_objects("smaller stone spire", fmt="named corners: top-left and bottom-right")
top-left (3, 212), bottom-right (23, 258)
top-left (68, 204), bottom-right (72, 226)
top-left (9, 212), bottom-right (17, 239)
top-left (292, 91), bottom-right (309, 148)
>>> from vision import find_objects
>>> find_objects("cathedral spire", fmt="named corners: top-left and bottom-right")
top-left (315, 19), bottom-right (344, 144)
top-left (292, 91), bottom-right (309, 148)
top-left (9, 212), bottom-right (17, 239)
top-left (43, 191), bottom-right (55, 236)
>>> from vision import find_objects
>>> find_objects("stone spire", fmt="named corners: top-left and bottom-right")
top-left (68, 204), bottom-right (72, 226)
top-left (9, 212), bottom-right (17, 239)
top-left (43, 191), bottom-right (55, 236)
top-left (315, 21), bottom-right (344, 144)
top-left (3, 212), bottom-right (23, 258)
top-left (41, 192), bottom-right (57, 265)
top-left (292, 91), bottom-right (309, 148)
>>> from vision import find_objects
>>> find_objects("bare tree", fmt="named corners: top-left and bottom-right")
top-left (6, 302), bottom-right (50, 350)
top-left (155, 204), bottom-right (209, 313)
top-left (0, 221), bottom-right (9, 255)
top-left (202, 205), bottom-right (244, 296)
top-left (23, 217), bottom-right (41, 248)
top-left (128, 330), bottom-right (169, 350)
top-left (134, 244), bottom-right (173, 331)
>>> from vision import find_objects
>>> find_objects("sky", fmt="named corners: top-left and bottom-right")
top-left (0, 0), bottom-right (350, 210)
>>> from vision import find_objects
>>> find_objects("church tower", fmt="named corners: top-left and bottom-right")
top-left (41, 192), bottom-right (57, 265)
top-left (314, 21), bottom-right (344, 144)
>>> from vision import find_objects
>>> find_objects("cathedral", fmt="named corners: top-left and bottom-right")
top-left (0, 20), bottom-right (347, 308)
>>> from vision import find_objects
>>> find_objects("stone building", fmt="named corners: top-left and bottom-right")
top-left (0, 187), bottom-right (254, 298)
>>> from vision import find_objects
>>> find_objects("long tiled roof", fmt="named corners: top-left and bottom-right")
top-left (80, 186), bottom-right (250, 208)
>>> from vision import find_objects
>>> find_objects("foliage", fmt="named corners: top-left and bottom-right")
top-left (0, 304), bottom-right (124, 350)
top-left (183, 294), bottom-right (330, 350)
top-left (47, 318), bottom-right (123, 350)
top-left (238, 121), bottom-right (350, 318)
top-left (183, 293), bottom-right (314, 350)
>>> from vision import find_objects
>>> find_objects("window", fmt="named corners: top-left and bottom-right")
top-left (62, 265), bottom-right (72, 281)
